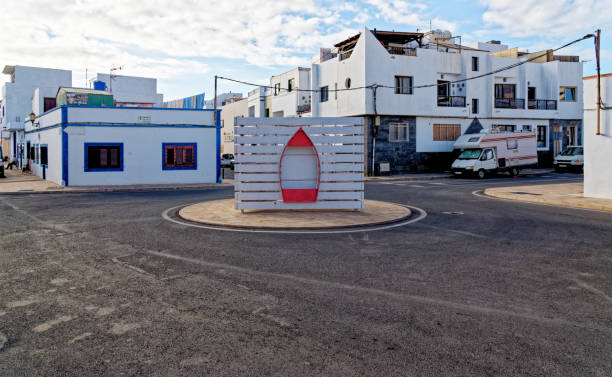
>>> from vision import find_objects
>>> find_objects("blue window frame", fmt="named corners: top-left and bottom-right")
top-left (162, 143), bottom-right (197, 170)
top-left (84, 143), bottom-right (123, 172)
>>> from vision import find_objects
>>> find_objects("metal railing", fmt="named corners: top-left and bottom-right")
top-left (386, 46), bottom-right (417, 56)
top-left (527, 99), bottom-right (557, 110)
top-left (339, 49), bottom-right (354, 61)
top-left (494, 98), bottom-right (525, 109)
top-left (437, 96), bottom-right (466, 107)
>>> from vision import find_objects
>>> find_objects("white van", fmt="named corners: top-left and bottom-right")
top-left (452, 130), bottom-right (538, 178)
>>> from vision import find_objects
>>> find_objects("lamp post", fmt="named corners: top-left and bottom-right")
top-left (109, 66), bottom-right (122, 93)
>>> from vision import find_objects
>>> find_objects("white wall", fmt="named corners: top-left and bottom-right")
top-left (26, 126), bottom-right (63, 185)
top-left (67, 106), bottom-right (215, 125)
top-left (92, 73), bottom-right (163, 106)
top-left (583, 75), bottom-right (612, 199)
top-left (220, 99), bottom-right (248, 153)
top-left (66, 125), bottom-right (217, 186)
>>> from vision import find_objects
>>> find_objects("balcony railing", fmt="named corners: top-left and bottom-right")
top-left (339, 49), bottom-right (353, 61)
top-left (386, 46), bottom-right (417, 56)
top-left (495, 98), bottom-right (525, 109)
top-left (437, 96), bottom-right (466, 107)
top-left (527, 99), bottom-right (557, 110)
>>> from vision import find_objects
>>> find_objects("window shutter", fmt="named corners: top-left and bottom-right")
top-left (110, 148), bottom-right (119, 167)
top-left (100, 149), bottom-right (108, 167)
top-left (185, 147), bottom-right (193, 164)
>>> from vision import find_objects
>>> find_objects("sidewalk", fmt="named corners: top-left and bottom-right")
top-left (365, 168), bottom-right (553, 182)
top-left (0, 169), bottom-right (231, 195)
top-left (484, 182), bottom-right (612, 212)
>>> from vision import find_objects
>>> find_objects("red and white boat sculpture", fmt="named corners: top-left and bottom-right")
top-left (279, 127), bottom-right (320, 202)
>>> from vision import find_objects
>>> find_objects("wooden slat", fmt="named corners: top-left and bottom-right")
top-left (236, 172), bottom-right (364, 183)
top-left (235, 181), bottom-right (363, 191)
top-left (235, 164), bottom-right (278, 173)
top-left (235, 200), bottom-right (363, 211)
top-left (236, 191), bottom-right (363, 201)
top-left (317, 154), bottom-right (364, 163)
top-left (236, 144), bottom-right (363, 154)
top-left (235, 135), bottom-right (364, 145)
top-left (236, 117), bottom-right (363, 126)
top-left (235, 154), bottom-right (280, 163)
top-left (235, 125), bottom-right (364, 136)
top-left (320, 163), bottom-right (364, 172)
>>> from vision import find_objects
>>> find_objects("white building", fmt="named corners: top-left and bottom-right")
top-left (89, 73), bottom-right (163, 107)
top-left (1, 65), bottom-right (71, 163)
top-left (583, 73), bottom-right (612, 199)
top-left (308, 28), bottom-right (583, 173)
top-left (204, 92), bottom-right (243, 109)
top-left (219, 98), bottom-right (248, 154)
top-left (24, 106), bottom-right (220, 186)
top-left (268, 67), bottom-right (312, 117)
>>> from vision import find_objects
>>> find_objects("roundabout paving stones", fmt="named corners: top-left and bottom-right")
top-left (178, 199), bottom-right (411, 229)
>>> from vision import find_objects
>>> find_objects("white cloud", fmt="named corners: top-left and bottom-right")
top-left (363, 0), bottom-right (457, 32)
top-left (479, 0), bottom-right (612, 38)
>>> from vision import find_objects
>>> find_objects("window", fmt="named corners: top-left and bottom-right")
top-left (494, 125), bottom-right (515, 132)
top-left (528, 87), bottom-right (536, 100)
top-left (389, 123), bottom-right (409, 142)
top-left (320, 86), bottom-right (329, 102)
top-left (287, 79), bottom-right (294, 93)
top-left (30, 145), bottom-right (35, 162)
top-left (522, 125), bottom-right (532, 132)
top-left (248, 106), bottom-right (255, 117)
top-left (85, 143), bottom-right (123, 172)
top-left (506, 139), bottom-right (518, 150)
top-left (559, 86), bottom-right (576, 102)
top-left (437, 80), bottom-right (450, 97)
top-left (264, 108), bottom-right (270, 117)
top-left (472, 56), bottom-right (479, 71)
top-left (43, 97), bottom-right (56, 112)
top-left (472, 98), bottom-right (479, 114)
top-left (26, 142), bottom-right (31, 159)
top-left (345, 78), bottom-right (351, 89)
top-left (495, 84), bottom-right (516, 99)
top-left (40, 145), bottom-right (48, 166)
top-left (395, 76), bottom-right (413, 94)
top-left (433, 124), bottom-right (461, 141)
top-left (537, 125), bottom-right (548, 149)
top-left (274, 83), bottom-right (281, 96)
top-left (163, 143), bottom-right (196, 170)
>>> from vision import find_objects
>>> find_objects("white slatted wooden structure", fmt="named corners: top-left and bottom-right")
top-left (234, 117), bottom-right (365, 211)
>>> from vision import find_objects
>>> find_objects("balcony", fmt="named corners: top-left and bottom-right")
top-left (527, 99), bottom-right (557, 110)
top-left (339, 49), bottom-right (353, 61)
top-left (386, 46), bottom-right (417, 56)
top-left (437, 96), bottom-right (466, 107)
top-left (495, 98), bottom-right (525, 109)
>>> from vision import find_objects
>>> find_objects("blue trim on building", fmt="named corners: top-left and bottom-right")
top-left (61, 125), bottom-right (69, 186)
top-left (84, 142), bottom-right (124, 172)
top-left (63, 123), bottom-right (217, 129)
top-left (62, 104), bottom-right (216, 112)
top-left (25, 124), bottom-right (63, 134)
top-left (216, 109), bottom-right (222, 184)
top-left (162, 143), bottom-right (198, 171)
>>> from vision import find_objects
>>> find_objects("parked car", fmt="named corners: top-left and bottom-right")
top-left (0, 146), bottom-right (4, 178)
top-left (553, 146), bottom-right (583, 172)
top-left (452, 130), bottom-right (538, 178)
top-left (221, 153), bottom-right (235, 169)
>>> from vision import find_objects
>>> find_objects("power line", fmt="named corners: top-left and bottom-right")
top-left (217, 33), bottom-right (595, 94)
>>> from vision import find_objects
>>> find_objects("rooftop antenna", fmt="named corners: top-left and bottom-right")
top-left (85, 68), bottom-right (88, 88)
top-left (110, 65), bottom-right (122, 93)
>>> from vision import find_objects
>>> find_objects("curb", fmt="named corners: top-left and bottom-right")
top-left (482, 188), bottom-right (612, 213)
top-left (0, 184), bottom-right (233, 196)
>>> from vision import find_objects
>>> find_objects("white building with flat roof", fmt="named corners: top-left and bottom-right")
top-left (89, 73), bottom-right (163, 107)
top-left (1, 65), bottom-right (72, 163)
top-left (24, 106), bottom-right (220, 186)
top-left (309, 27), bottom-right (583, 174)
top-left (583, 73), bottom-right (612, 199)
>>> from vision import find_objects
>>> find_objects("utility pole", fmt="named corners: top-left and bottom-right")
top-left (595, 29), bottom-right (601, 135)
top-left (214, 75), bottom-right (218, 126)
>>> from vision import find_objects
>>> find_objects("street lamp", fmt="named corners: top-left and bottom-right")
top-left (28, 113), bottom-right (39, 127)
top-left (109, 66), bottom-right (122, 93)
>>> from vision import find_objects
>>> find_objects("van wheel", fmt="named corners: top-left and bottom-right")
top-left (511, 167), bottom-right (520, 177)
top-left (477, 169), bottom-right (486, 179)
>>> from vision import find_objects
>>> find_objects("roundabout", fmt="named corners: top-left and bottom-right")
top-left (163, 199), bottom-right (426, 234)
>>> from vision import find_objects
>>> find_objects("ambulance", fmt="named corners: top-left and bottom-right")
top-left (451, 129), bottom-right (538, 178)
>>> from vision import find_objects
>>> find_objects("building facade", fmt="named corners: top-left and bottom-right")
top-left (219, 98), bottom-right (248, 154)
top-left (89, 73), bottom-right (163, 107)
top-left (1, 65), bottom-right (72, 164)
top-left (583, 73), bottom-right (612, 199)
top-left (24, 106), bottom-right (220, 186)
top-left (309, 28), bottom-right (583, 173)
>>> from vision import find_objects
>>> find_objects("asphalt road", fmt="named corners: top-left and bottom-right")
top-left (0, 172), bottom-right (610, 376)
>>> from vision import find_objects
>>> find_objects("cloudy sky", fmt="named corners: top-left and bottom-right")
top-left (1, 0), bottom-right (610, 100)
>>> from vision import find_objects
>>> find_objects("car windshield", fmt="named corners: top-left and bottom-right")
top-left (560, 147), bottom-right (583, 156)
top-left (457, 149), bottom-right (482, 160)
